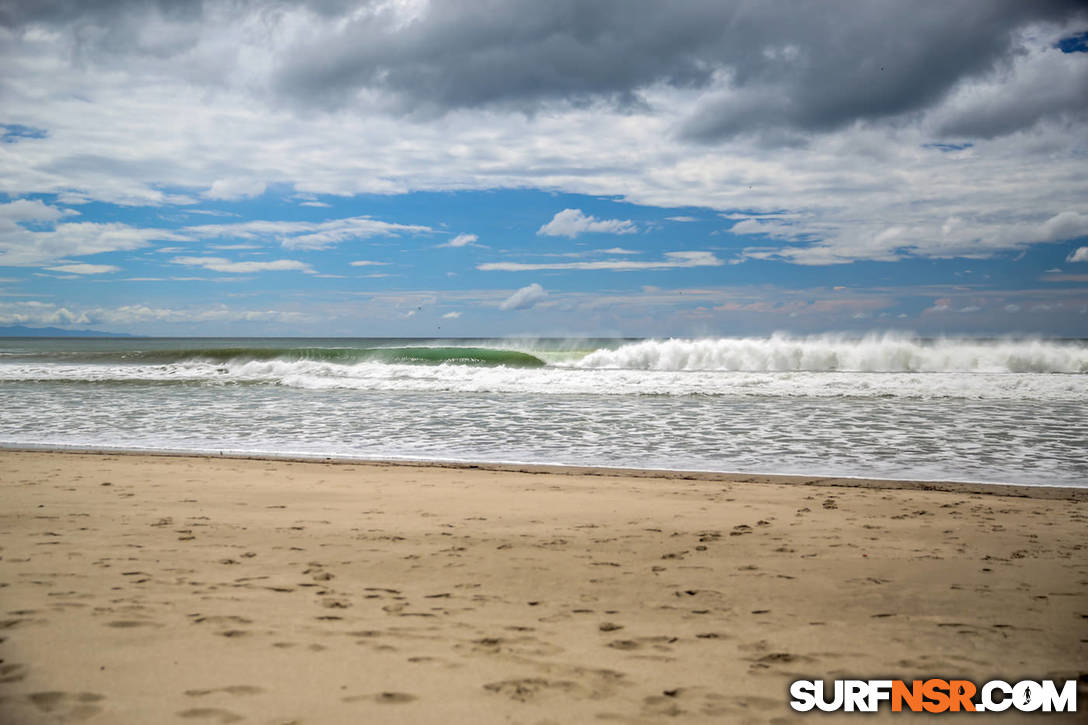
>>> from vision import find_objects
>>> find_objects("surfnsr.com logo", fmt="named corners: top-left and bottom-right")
top-left (789, 679), bottom-right (1078, 713)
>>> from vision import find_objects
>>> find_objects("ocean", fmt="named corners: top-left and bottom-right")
top-left (1, 334), bottom-right (1085, 487)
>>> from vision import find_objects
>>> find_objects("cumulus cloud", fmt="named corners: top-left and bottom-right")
top-left (255, 0), bottom-right (1087, 139)
top-left (538, 209), bottom-right (637, 238)
top-left (0, 0), bottom-right (1085, 273)
top-left (0, 199), bottom-right (70, 223)
top-left (1067, 247), bottom-right (1088, 262)
top-left (480, 251), bottom-right (723, 272)
top-left (170, 256), bottom-right (313, 273)
top-left (499, 283), bottom-right (547, 310)
top-left (442, 311), bottom-right (461, 318)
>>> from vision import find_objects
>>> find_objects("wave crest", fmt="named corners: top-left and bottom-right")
top-left (572, 335), bottom-right (1088, 373)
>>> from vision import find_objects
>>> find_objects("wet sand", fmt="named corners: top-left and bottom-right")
top-left (0, 450), bottom-right (1085, 723)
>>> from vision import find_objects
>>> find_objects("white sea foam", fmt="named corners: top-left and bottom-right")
top-left (572, 334), bottom-right (1088, 373)
top-left (0, 358), bottom-right (1084, 401)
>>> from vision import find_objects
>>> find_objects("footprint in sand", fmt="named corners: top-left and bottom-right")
top-left (483, 679), bottom-right (583, 703)
top-left (177, 707), bottom-right (244, 722)
top-left (342, 692), bottom-right (418, 704)
top-left (4, 691), bottom-right (106, 721)
top-left (0, 663), bottom-right (28, 683)
top-left (185, 685), bottom-right (264, 697)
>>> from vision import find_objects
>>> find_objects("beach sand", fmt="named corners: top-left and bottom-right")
top-left (0, 450), bottom-right (1085, 723)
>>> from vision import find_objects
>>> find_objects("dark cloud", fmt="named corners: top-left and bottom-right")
top-left (268, 1), bottom-right (1084, 135)
top-left (678, 2), bottom-right (1087, 141)
top-left (0, 0), bottom-right (204, 27)
top-left (273, 1), bottom-right (724, 112)
top-left (4, 0), bottom-right (1086, 140)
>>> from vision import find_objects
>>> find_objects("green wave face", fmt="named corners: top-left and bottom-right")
top-left (24, 346), bottom-right (549, 368)
top-left (365, 347), bottom-right (547, 367)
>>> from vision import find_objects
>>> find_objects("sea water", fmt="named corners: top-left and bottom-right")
top-left (1, 334), bottom-right (1085, 487)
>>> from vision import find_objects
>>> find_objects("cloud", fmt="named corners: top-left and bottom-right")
top-left (538, 209), bottom-right (637, 238)
top-left (1067, 246), bottom-right (1088, 262)
top-left (0, 199), bottom-right (69, 223)
top-left (349, 260), bottom-right (389, 267)
top-left (0, 0), bottom-right (1085, 275)
top-left (0, 300), bottom-right (312, 328)
top-left (442, 311), bottom-right (461, 318)
top-left (479, 251), bottom-right (723, 272)
top-left (170, 256), bottom-right (313, 273)
top-left (46, 263), bottom-right (120, 274)
top-left (444, 233), bottom-right (478, 247)
top-left (499, 283), bottom-right (546, 310)
top-left (204, 178), bottom-right (267, 201)
top-left (185, 216), bottom-right (432, 250)
top-left (0, 216), bottom-right (184, 266)
top-left (254, 1), bottom-right (1087, 140)
top-left (929, 37), bottom-right (1088, 138)
top-left (736, 209), bottom-right (1088, 265)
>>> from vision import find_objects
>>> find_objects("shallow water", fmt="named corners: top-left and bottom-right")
top-left (2, 335), bottom-right (1086, 486)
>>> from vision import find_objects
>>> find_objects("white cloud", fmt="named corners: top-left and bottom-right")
top-left (1067, 247), bottom-right (1088, 263)
top-left (0, 6), bottom-right (1083, 272)
top-left (499, 283), bottom-right (546, 310)
top-left (185, 217), bottom-right (432, 250)
top-left (0, 199), bottom-right (69, 223)
top-left (598, 247), bottom-right (639, 255)
top-left (479, 251), bottom-right (723, 272)
top-left (46, 264), bottom-right (120, 274)
top-left (349, 260), bottom-right (389, 267)
top-left (299, 201), bottom-right (331, 207)
top-left (666, 216), bottom-right (698, 222)
top-left (444, 233), bottom-right (478, 247)
top-left (0, 301), bottom-right (91, 326)
top-left (537, 209), bottom-right (637, 238)
top-left (170, 256), bottom-right (313, 273)
top-left (0, 218), bottom-right (185, 266)
top-left (204, 178), bottom-right (267, 201)
top-left (442, 311), bottom-right (461, 318)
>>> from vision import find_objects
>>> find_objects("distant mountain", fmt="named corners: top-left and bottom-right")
top-left (0, 325), bottom-right (132, 338)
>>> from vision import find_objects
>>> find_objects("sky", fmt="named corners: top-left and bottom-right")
top-left (1, 0), bottom-right (1087, 338)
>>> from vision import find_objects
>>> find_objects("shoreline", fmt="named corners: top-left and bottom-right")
top-left (1, 443), bottom-right (1084, 500)
top-left (2, 449), bottom-right (1086, 723)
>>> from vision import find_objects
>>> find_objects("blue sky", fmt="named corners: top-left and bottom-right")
top-left (1, 1), bottom-right (1087, 337)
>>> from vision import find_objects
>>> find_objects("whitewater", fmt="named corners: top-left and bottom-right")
top-left (1, 335), bottom-right (1085, 487)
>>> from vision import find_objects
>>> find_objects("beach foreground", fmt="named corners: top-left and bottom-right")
top-left (0, 451), bottom-right (1085, 723)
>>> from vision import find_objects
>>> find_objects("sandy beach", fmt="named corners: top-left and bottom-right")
top-left (0, 450), bottom-right (1085, 723)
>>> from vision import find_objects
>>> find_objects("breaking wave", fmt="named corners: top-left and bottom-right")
top-left (572, 335), bottom-right (1088, 373)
